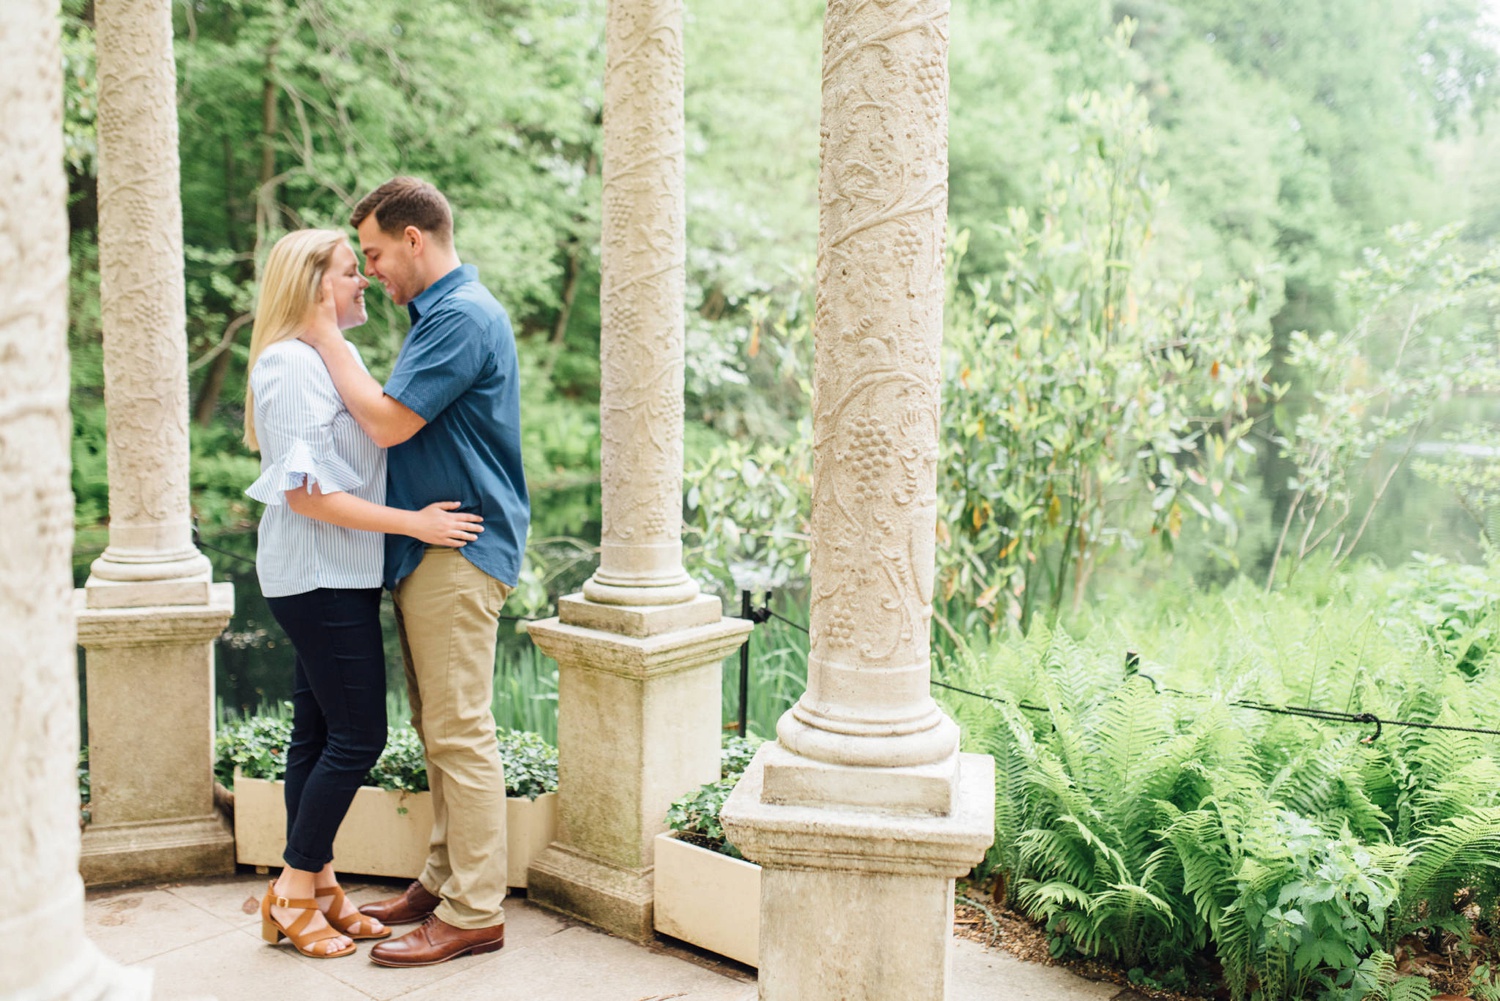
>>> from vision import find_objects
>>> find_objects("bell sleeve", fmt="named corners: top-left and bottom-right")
top-left (245, 346), bottom-right (365, 506)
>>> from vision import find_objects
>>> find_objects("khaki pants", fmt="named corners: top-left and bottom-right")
top-left (392, 547), bottom-right (512, 929)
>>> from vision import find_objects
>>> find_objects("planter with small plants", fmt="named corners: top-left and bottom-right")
top-left (221, 716), bottom-right (558, 888)
top-left (653, 734), bottom-right (764, 967)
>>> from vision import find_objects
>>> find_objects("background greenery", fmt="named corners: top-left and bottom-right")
top-left (63, 1), bottom-right (1500, 993)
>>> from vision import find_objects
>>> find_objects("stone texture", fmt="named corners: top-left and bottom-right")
top-left (77, 586), bottom-right (236, 888)
top-left (527, 615), bottom-right (751, 939)
top-left (950, 938), bottom-right (1122, 1000)
top-left (583, 0), bottom-right (696, 607)
top-left (87, 0), bottom-right (211, 595)
top-left (721, 752), bottom-right (994, 999)
top-left (84, 873), bottom-right (1128, 1001)
top-left (559, 592), bottom-right (724, 638)
top-left (719, 1), bottom-right (996, 997)
top-left (773, 0), bottom-right (962, 774)
top-left (0, 2), bottom-right (152, 995)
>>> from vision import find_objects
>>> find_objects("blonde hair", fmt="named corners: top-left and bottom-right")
top-left (243, 229), bottom-right (348, 450)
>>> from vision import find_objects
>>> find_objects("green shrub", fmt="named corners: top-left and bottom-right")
top-left (214, 712), bottom-right (293, 789)
top-left (495, 729), bottom-right (560, 800)
top-left (939, 560), bottom-right (1500, 998)
top-left (215, 714), bottom-right (558, 800)
top-left (664, 733), bottom-right (765, 859)
top-left (363, 727), bottom-right (427, 794)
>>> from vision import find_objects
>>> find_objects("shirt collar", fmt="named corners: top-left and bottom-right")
top-left (408, 264), bottom-right (477, 323)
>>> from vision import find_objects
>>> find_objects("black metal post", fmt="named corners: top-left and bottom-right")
top-left (738, 589), bottom-right (751, 736)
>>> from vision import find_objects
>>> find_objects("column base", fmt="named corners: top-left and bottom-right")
top-left (3, 881), bottom-right (153, 1000)
top-left (14, 945), bottom-right (153, 1001)
top-left (558, 592), bottom-right (722, 638)
top-left (84, 548), bottom-right (212, 610)
top-left (526, 843), bottom-right (655, 942)
top-left (526, 600), bottom-right (752, 941)
top-left (80, 814), bottom-right (235, 889)
top-left (760, 738), bottom-right (961, 815)
top-left (720, 748), bottom-right (995, 1000)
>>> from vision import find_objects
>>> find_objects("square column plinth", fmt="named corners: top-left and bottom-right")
top-left (721, 747), bottom-right (995, 1000)
top-left (75, 583), bottom-right (235, 888)
top-left (526, 595), bottom-right (751, 940)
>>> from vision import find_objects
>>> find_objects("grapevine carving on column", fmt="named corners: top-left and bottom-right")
top-left (93, 0), bottom-right (204, 574)
top-left (780, 0), bottom-right (956, 766)
top-left (585, 0), bottom-right (697, 604)
top-left (0, 0), bottom-right (90, 982)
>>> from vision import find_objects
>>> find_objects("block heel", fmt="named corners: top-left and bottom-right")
top-left (259, 880), bottom-right (357, 958)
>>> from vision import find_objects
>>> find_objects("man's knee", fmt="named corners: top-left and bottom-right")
top-left (423, 726), bottom-right (501, 769)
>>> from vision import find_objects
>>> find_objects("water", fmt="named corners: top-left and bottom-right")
top-left (72, 530), bottom-right (564, 740)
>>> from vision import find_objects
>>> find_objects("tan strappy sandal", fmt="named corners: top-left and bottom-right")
top-left (260, 882), bottom-right (357, 958)
top-left (317, 884), bottom-right (391, 940)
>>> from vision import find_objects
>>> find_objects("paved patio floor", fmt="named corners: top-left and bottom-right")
top-left (85, 872), bottom-right (1127, 1000)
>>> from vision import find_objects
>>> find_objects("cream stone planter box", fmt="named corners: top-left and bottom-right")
top-left (652, 831), bottom-right (760, 967)
top-left (233, 775), bottom-right (556, 889)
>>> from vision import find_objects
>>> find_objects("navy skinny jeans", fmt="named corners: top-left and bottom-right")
top-left (266, 587), bottom-right (388, 872)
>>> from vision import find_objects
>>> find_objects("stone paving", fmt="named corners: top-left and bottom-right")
top-left (86, 873), bottom-right (1126, 1001)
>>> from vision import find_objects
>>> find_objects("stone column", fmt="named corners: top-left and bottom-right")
top-left (720, 1), bottom-right (994, 996)
top-left (77, 0), bottom-right (235, 888)
top-left (0, 1), bottom-right (151, 995)
top-left (526, 0), bottom-right (751, 940)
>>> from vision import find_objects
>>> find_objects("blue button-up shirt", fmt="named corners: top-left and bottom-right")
top-left (382, 264), bottom-right (530, 589)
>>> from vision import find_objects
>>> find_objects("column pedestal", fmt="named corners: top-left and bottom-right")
top-left (721, 748), bottom-right (995, 999)
top-left (2, 883), bottom-right (154, 1000)
top-left (526, 595), bottom-right (750, 940)
top-left (75, 584), bottom-right (236, 888)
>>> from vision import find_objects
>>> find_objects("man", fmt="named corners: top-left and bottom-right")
top-left (302, 176), bottom-right (529, 967)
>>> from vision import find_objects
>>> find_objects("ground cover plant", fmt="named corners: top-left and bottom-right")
top-left (664, 734), bottom-right (764, 860)
top-left (213, 712), bottom-right (559, 800)
top-left (937, 559), bottom-right (1500, 1000)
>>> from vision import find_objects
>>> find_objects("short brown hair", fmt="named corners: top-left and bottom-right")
top-left (350, 176), bottom-right (453, 241)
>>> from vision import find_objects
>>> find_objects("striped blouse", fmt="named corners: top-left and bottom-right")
top-left (245, 339), bottom-right (387, 598)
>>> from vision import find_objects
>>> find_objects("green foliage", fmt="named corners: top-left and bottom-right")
top-left (663, 734), bottom-right (765, 860)
top-left (494, 729), bottom-right (560, 800)
top-left (215, 712), bottom-right (558, 799)
top-left (665, 779), bottom-right (742, 860)
top-left (941, 84), bottom-right (1274, 632)
top-left (1270, 224), bottom-right (1500, 585)
top-left (363, 726), bottom-right (427, 794)
top-left (940, 559), bottom-right (1500, 997)
top-left (1414, 424), bottom-right (1500, 549)
top-left (1385, 553), bottom-right (1500, 677)
top-left (489, 640), bottom-right (560, 746)
top-left (214, 709), bottom-right (295, 789)
top-left (685, 438), bottom-right (811, 595)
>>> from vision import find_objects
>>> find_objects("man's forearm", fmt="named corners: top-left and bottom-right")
top-left (309, 340), bottom-right (411, 446)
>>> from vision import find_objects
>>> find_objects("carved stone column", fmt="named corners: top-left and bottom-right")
top-left (77, 0), bottom-right (235, 887)
top-left (0, 1), bottom-right (151, 994)
top-left (526, 0), bottom-right (751, 940)
top-left (720, 1), bottom-right (994, 996)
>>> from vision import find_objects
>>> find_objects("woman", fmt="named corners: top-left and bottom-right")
top-left (244, 229), bottom-right (483, 958)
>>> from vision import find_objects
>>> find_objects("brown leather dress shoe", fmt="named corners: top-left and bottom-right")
top-left (369, 914), bottom-right (505, 968)
top-left (357, 880), bottom-right (441, 925)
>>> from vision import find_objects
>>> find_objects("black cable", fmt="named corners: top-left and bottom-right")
top-left (930, 678), bottom-right (1050, 714)
top-left (195, 535), bottom-right (257, 570)
top-left (930, 672), bottom-right (1500, 743)
top-left (767, 610), bottom-right (809, 634)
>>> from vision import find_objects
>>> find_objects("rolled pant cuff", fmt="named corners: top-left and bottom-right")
top-left (282, 847), bottom-right (331, 873)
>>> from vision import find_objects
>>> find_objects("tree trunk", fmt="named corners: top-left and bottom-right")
top-left (196, 18), bottom-right (277, 427)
